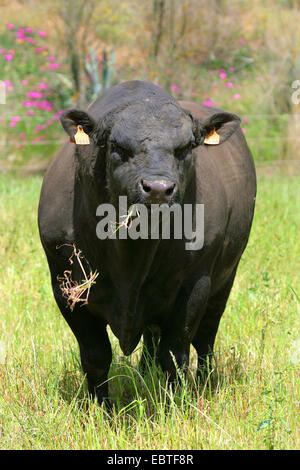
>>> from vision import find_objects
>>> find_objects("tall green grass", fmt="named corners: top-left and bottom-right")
top-left (0, 173), bottom-right (299, 449)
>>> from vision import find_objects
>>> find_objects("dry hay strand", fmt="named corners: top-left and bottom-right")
top-left (56, 243), bottom-right (99, 311)
top-left (111, 204), bottom-right (140, 233)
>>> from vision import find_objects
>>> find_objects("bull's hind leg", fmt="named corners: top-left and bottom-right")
top-left (53, 284), bottom-right (112, 406)
top-left (192, 268), bottom-right (237, 381)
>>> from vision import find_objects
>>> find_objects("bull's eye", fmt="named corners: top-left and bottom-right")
top-left (110, 141), bottom-right (132, 161)
top-left (174, 143), bottom-right (193, 160)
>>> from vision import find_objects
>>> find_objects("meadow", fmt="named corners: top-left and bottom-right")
top-left (0, 172), bottom-right (299, 450)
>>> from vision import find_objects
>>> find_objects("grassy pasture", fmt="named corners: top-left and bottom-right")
top-left (0, 172), bottom-right (299, 450)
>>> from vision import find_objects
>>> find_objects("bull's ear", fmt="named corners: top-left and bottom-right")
top-left (60, 109), bottom-right (96, 142)
top-left (193, 112), bottom-right (241, 146)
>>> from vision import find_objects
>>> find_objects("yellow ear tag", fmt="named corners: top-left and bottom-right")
top-left (74, 125), bottom-right (90, 145)
top-left (204, 128), bottom-right (220, 145)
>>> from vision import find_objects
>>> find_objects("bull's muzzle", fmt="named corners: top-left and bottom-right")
top-left (138, 179), bottom-right (178, 204)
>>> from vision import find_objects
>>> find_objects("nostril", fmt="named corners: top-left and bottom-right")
top-left (141, 179), bottom-right (151, 193)
top-left (165, 183), bottom-right (176, 196)
top-left (139, 179), bottom-right (177, 200)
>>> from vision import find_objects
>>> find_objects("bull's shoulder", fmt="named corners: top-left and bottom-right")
top-left (38, 142), bottom-right (76, 247)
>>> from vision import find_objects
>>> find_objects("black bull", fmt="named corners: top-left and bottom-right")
top-left (38, 81), bottom-right (256, 405)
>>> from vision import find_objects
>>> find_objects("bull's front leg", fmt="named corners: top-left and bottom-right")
top-left (158, 276), bottom-right (211, 382)
top-left (53, 283), bottom-right (112, 407)
top-left (158, 334), bottom-right (190, 382)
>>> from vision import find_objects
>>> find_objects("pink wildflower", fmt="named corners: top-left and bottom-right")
top-left (203, 99), bottom-right (213, 107)
top-left (7, 23), bottom-right (14, 30)
top-left (27, 91), bottom-right (43, 99)
top-left (53, 110), bottom-right (63, 118)
top-left (39, 100), bottom-right (53, 111)
top-left (48, 63), bottom-right (60, 70)
top-left (37, 30), bottom-right (47, 37)
top-left (220, 72), bottom-right (227, 80)
top-left (4, 54), bottom-right (13, 61)
top-left (233, 93), bottom-right (241, 99)
top-left (171, 83), bottom-right (180, 93)
top-left (226, 82), bottom-right (233, 88)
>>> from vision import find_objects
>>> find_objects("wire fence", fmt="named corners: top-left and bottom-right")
top-left (0, 112), bottom-right (300, 172)
top-left (1, 156), bottom-right (299, 175)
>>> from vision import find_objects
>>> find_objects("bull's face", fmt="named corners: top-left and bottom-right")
top-left (105, 102), bottom-right (197, 207)
top-left (60, 96), bottom-right (240, 207)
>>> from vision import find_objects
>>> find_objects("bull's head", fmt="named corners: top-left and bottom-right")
top-left (60, 83), bottom-right (240, 207)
